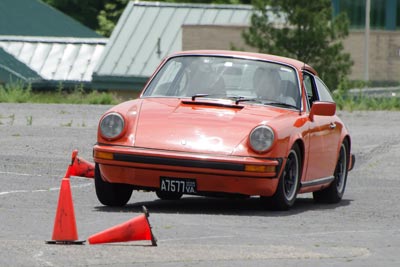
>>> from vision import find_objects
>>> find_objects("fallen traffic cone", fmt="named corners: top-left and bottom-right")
top-left (65, 150), bottom-right (94, 179)
top-left (88, 207), bottom-right (157, 246)
top-left (46, 177), bottom-right (84, 244)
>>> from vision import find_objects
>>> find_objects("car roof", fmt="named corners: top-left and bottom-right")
top-left (169, 50), bottom-right (318, 76)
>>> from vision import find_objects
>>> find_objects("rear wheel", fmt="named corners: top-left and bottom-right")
top-left (94, 164), bottom-right (133, 206)
top-left (155, 190), bottom-right (183, 200)
top-left (313, 141), bottom-right (349, 203)
top-left (262, 144), bottom-right (301, 210)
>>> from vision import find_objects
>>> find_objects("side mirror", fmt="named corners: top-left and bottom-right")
top-left (309, 101), bottom-right (336, 121)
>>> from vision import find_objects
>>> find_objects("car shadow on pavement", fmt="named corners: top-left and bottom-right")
top-left (94, 196), bottom-right (352, 217)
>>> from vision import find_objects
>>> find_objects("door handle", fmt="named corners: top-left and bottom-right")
top-left (329, 122), bottom-right (336, 129)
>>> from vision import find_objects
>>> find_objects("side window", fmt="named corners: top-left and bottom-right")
top-left (303, 74), bottom-right (313, 98)
top-left (303, 72), bottom-right (317, 109)
top-left (315, 77), bottom-right (334, 102)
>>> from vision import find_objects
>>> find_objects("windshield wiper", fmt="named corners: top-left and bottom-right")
top-left (263, 101), bottom-right (299, 110)
top-left (227, 96), bottom-right (260, 105)
top-left (191, 93), bottom-right (209, 101)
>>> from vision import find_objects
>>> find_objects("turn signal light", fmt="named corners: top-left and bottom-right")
top-left (245, 165), bottom-right (275, 173)
top-left (94, 151), bottom-right (114, 160)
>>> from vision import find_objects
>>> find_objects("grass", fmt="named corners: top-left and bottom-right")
top-left (332, 79), bottom-right (400, 111)
top-left (0, 82), bottom-right (120, 105)
top-left (25, 116), bottom-right (33, 126)
top-left (61, 120), bottom-right (73, 127)
top-left (2, 81), bottom-right (400, 111)
top-left (334, 90), bottom-right (400, 111)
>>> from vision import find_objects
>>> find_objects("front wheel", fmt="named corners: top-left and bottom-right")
top-left (313, 141), bottom-right (349, 204)
top-left (261, 144), bottom-right (301, 210)
top-left (94, 164), bottom-right (133, 206)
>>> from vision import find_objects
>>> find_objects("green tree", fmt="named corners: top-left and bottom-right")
top-left (43, 0), bottom-right (105, 31)
top-left (243, 0), bottom-right (353, 90)
top-left (97, 0), bottom-right (129, 37)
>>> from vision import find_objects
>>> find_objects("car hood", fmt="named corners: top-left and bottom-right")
top-left (132, 98), bottom-right (292, 155)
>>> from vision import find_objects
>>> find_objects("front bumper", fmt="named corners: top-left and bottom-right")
top-left (93, 144), bottom-right (283, 196)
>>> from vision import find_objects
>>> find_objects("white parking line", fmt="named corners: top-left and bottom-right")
top-left (0, 183), bottom-right (92, 196)
top-left (0, 171), bottom-right (46, 177)
top-left (33, 251), bottom-right (54, 267)
top-left (159, 235), bottom-right (235, 242)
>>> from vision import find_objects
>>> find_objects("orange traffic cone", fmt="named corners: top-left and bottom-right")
top-left (65, 150), bottom-right (94, 179)
top-left (88, 207), bottom-right (157, 246)
top-left (46, 177), bottom-right (84, 244)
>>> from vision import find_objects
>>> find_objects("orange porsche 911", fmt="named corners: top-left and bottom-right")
top-left (93, 50), bottom-right (355, 210)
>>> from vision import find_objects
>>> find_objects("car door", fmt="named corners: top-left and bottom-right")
top-left (304, 73), bottom-right (341, 181)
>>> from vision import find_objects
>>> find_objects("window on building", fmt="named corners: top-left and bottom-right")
top-left (397, 0), bottom-right (400, 29)
top-left (339, 0), bottom-right (365, 29)
top-left (370, 0), bottom-right (386, 29)
top-left (338, 0), bottom-right (387, 30)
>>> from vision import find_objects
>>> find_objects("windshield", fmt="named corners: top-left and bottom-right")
top-left (143, 55), bottom-right (301, 108)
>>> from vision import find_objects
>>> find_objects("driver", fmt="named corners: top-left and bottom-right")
top-left (253, 67), bottom-right (281, 100)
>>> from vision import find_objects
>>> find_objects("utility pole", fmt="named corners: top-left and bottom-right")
top-left (364, 0), bottom-right (370, 83)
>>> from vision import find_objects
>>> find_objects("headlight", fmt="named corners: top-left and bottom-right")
top-left (249, 125), bottom-right (274, 153)
top-left (100, 113), bottom-right (125, 140)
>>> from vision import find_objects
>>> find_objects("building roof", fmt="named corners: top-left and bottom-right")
top-left (0, 0), bottom-right (101, 38)
top-left (0, 0), bottom-right (107, 87)
top-left (0, 36), bottom-right (107, 84)
top-left (92, 1), bottom-right (255, 90)
top-left (0, 47), bottom-right (42, 84)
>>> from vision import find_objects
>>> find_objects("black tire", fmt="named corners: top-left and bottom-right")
top-left (262, 144), bottom-right (302, 211)
top-left (94, 164), bottom-right (133, 206)
top-left (313, 140), bottom-right (349, 204)
top-left (155, 190), bottom-right (183, 200)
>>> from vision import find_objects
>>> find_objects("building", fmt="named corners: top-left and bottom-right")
top-left (92, 1), bottom-right (258, 93)
top-left (333, 0), bottom-right (400, 84)
top-left (2, 0), bottom-right (398, 93)
top-left (95, 1), bottom-right (400, 93)
top-left (0, 0), bottom-right (107, 88)
top-left (332, 0), bottom-right (400, 31)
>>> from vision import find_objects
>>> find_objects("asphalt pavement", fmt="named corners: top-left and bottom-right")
top-left (1, 103), bottom-right (399, 266)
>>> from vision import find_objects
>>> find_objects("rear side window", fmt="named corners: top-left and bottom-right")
top-left (315, 77), bottom-right (334, 102)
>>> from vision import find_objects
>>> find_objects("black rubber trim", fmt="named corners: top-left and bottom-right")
top-left (301, 176), bottom-right (334, 188)
top-left (113, 153), bottom-right (245, 171)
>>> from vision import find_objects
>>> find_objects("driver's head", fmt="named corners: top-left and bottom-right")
top-left (253, 67), bottom-right (281, 99)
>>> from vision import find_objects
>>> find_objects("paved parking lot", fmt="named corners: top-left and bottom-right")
top-left (1, 103), bottom-right (399, 266)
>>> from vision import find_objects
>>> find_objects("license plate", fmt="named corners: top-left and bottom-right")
top-left (160, 177), bottom-right (197, 194)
